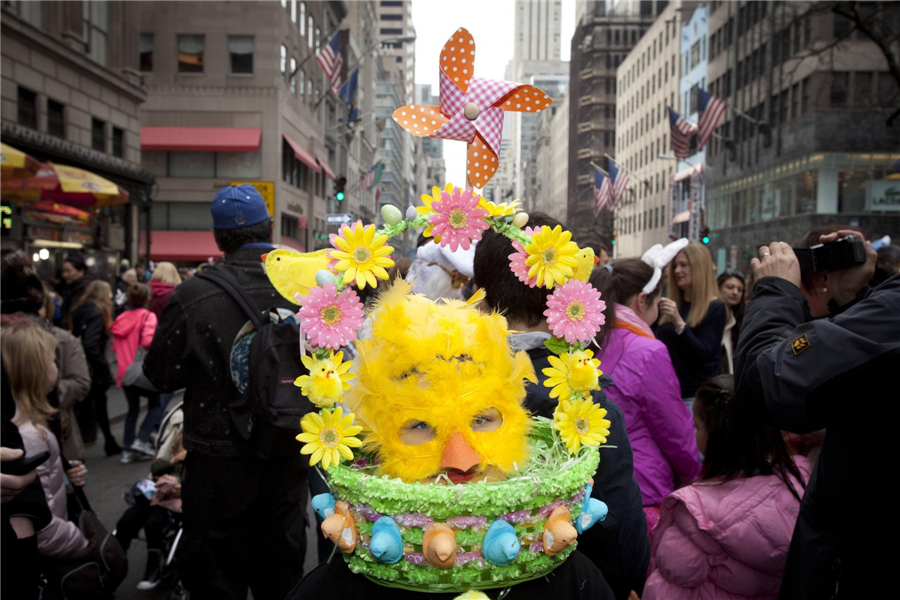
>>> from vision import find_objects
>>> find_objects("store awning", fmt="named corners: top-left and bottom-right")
top-left (283, 134), bottom-right (321, 173)
top-left (141, 127), bottom-right (262, 152)
top-left (316, 156), bottom-right (336, 180)
top-left (139, 230), bottom-right (222, 262)
top-left (673, 163), bottom-right (704, 183)
top-left (673, 210), bottom-right (691, 224)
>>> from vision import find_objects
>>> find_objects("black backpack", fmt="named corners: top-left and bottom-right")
top-left (198, 268), bottom-right (313, 459)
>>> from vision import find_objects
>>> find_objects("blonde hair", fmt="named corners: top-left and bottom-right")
top-left (2, 324), bottom-right (58, 433)
top-left (664, 243), bottom-right (720, 328)
top-left (68, 280), bottom-right (113, 331)
top-left (149, 262), bottom-right (182, 286)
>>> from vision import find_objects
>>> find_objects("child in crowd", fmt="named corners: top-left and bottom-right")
top-left (114, 403), bottom-right (185, 591)
top-left (643, 375), bottom-right (809, 600)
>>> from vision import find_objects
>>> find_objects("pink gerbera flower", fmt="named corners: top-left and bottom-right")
top-left (543, 280), bottom-right (607, 344)
top-left (297, 282), bottom-right (366, 350)
top-left (427, 186), bottom-right (489, 252)
top-left (509, 227), bottom-right (539, 287)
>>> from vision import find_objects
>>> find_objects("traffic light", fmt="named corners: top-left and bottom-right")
top-left (334, 176), bottom-right (347, 202)
top-left (610, 231), bottom-right (617, 246)
top-left (701, 226), bottom-right (710, 244)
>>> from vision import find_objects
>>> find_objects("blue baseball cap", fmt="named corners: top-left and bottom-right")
top-left (211, 185), bottom-right (269, 230)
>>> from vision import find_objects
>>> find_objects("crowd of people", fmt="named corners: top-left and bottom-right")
top-left (2, 183), bottom-right (898, 600)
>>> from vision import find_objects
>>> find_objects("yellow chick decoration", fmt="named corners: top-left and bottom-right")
top-left (262, 248), bottom-right (333, 305)
top-left (573, 247), bottom-right (600, 282)
top-left (295, 351), bottom-right (355, 407)
top-left (542, 349), bottom-right (602, 402)
top-left (346, 280), bottom-right (536, 484)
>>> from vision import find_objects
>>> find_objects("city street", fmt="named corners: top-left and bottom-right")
top-left (83, 389), bottom-right (319, 599)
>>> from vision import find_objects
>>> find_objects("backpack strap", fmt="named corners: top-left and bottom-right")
top-left (197, 268), bottom-right (266, 329)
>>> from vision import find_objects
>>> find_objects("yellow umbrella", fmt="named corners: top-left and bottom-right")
top-left (1, 142), bottom-right (42, 179)
top-left (1, 162), bottom-right (129, 207)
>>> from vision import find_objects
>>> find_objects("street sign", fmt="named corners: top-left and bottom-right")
top-left (230, 181), bottom-right (275, 217)
top-left (314, 232), bottom-right (330, 241)
top-left (326, 213), bottom-right (353, 225)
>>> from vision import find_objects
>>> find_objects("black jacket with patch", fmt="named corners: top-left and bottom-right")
top-left (735, 275), bottom-right (900, 599)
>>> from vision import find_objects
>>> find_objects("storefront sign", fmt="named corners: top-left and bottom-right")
top-left (286, 202), bottom-right (306, 215)
top-left (1, 205), bottom-right (11, 230)
top-left (688, 172), bottom-right (702, 242)
top-left (869, 180), bottom-right (900, 211)
top-left (297, 216), bottom-right (308, 228)
top-left (230, 181), bottom-right (275, 216)
top-left (667, 175), bottom-right (678, 240)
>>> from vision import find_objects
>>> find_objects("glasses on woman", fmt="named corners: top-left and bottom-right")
top-left (720, 269), bottom-right (745, 281)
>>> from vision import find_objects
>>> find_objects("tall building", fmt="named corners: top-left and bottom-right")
top-left (136, 0), bottom-right (351, 261)
top-left (531, 90), bottom-right (570, 222)
top-left (615, 1), bottom-right (698, 258)
top-left (482, 62), bottom-right (515, 203)
top-left (1, 0), bottom-right (154, 273)
top-left (567, 0), bottom-right (667, 250)
top-left (704, 0), bottom-right (900, 273)
top-left (415, 84), bottom-right (446, 191)
top-left (514, 0), bottom-right (563, 72)
top-left (525, 75), bottom-right (569, 212)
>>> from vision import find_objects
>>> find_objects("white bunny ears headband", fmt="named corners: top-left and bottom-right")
top-left (640, 238), bottom-right (690, 295)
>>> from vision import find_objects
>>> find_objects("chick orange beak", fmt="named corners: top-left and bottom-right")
top-left (440, 432), bottom-right (482, 474)
top-left (593, 255), bottom-right (600, 265)
top-left (261, 253), bottom-right (269, 262)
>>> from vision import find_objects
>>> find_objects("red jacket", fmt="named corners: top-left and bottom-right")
top-left (111, 308), bottom-right (157, 387)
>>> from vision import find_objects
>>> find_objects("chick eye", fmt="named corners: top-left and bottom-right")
top-left (471, 408), bottom-right (503, 433)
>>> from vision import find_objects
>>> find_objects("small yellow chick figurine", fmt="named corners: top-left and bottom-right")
top-left (573, 247), bottom-right (600, 282)
top-left (295, 351), bottom-right (355, 407)
top-left (543, 349), bottom-right (602, 401)
top-left (262, 248), bottom-right (333, 305)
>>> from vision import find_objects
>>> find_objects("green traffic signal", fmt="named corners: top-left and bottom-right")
top-left (336, 192), bottom-right (345, 202)
top-left (611, 239), bottom-right (616, 245)
top-left (702, 236), bottom-right (710, 244)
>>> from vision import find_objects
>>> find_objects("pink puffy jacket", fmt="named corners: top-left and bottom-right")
top-left (111, 307), bottom-right (157, 387)
top-left (643, 456), bottom-right (810, 600)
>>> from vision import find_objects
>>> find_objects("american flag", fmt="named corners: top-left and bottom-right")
top-left (697, 90), bottom-right (727, 151)
top-left (668, 107), bottom-right (697, 160)
top-left (360, 161), bottom-right (383, 190)
top-left (593, 166), bottom-right (611, 216)
top-left (608, 161), bottom-right (629, 210)
top-left (317, 31), bottom-right (343, 94)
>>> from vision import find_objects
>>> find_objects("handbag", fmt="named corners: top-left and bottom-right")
top-left (40, 460), bottom-right (128, 599)
top-left (122, 346), bottom-right (156, 392)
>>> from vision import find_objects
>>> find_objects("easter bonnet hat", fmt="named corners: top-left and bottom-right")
top-left (262, 26), bottom-right (614, 594)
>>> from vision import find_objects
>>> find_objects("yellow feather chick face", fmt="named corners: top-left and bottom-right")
top-left (263, 248), bottom-right (334, 305)
top-left (346, 281), bottom-right (536, 484)
top-left (573, 247), bottom-right (600, 282)
top-left (295, 351), bottom-right (354, 408)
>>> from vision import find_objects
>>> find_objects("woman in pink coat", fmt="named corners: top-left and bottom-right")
top-left (111, 283), bottom-right (159, 464)
top-left (643, 375), bottom-right (809, 600)
top-left (590, 261), bottom-right (701, 536)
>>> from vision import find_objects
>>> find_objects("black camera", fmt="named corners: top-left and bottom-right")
top-left (794, 235), bottom-right (866, 273)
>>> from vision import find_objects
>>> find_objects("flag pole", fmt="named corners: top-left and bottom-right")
top-left (589, 161), bottom-right (610, 177)
top-left (603, 154), bottom-right (650, 185)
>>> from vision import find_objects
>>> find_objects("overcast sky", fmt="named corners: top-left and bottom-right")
top-left (411, 0), bottom-right (575, 190)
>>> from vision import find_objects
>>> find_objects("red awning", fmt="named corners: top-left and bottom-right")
top-left (283, 134), bottom-right (321, 173)
top-left (139, 230), bottom-right (222, 262)
top-left (316, 156), bottom-right (336, 180)
top-left (141, 127), bottom-right (262, 152)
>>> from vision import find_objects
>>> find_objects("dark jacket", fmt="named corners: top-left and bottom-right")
top-left (735, 275), bottom-right (900, 600)
top-left (519, 338), bottom-right (650, 599)
top-left (144, 246), bottom-right (293, 457)
top-left (655, 299), bottom-right (726, 397)
top-left (58, 276), bottom-right (89, 325)
top-left (70, 301), bottom-right (111, 391)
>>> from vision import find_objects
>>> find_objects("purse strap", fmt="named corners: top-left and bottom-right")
top-left (59, 452), bottom-right (92, 514)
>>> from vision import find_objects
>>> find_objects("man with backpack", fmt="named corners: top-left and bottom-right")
top-left (144, 185), bottom-right (309, 600)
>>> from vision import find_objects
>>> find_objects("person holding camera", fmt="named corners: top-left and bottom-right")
top-left (735, 230), bottom-right (899, 599)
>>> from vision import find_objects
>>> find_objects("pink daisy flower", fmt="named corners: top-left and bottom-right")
top-left (427, 186), bottom-right (489, 252)
top-left (297, 282), bottom-right (366, 350)
top-left (509, 227), bottom-right (539, 287)
top-left (543, 280), bottom-right (607, 344)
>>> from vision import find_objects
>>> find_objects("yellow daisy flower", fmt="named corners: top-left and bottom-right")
top-left (554, 397), bottom-right (611, 454)
top-left (542, 350), bottom-right (602, 401)
top-left (329, 221), bottom-right (394, 289)
top-left (418, 184), bottom-right (453, 240)
top-left (295, 351), bottom-right (356, 407)
top-left (297, 406), bottom-right (363, 470)
top-left (477, 197), bottom-right (521, 218)
top-left (524, 225), bottom-right (580, 289)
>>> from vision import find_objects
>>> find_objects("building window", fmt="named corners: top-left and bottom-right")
top-left (854, 72), bottom-right (873, 105)
top-left (804, 15), bottom-right (813, 46)
top-left (802, 76), bottom-right (812, 113)
top-left (112, 127), bottom-right (124, 158)
top-left (140, 34), bottom-right (154, 72)
top-left (308, 17), bottom-right (314, 48)
top-left (381, 13), bottom-right (402, 20)
top-left (316, 27), bottom-right (321, 53)
top-left (381, 0), bottom-right (403, 5)
top-left (300, 2), bottom-right (306, 36)
top-left (178, 35), bottom-right (204, 73)
top-left (229, 36), bottom-right (254, 74)
top-left (290, 58), bottom-right (297, 93)
top-left (640, 1), bottom-right (652, 16)
top-left (791, 83), bottom-right (800, 118)
top-left (281, 214), bottom-right (299, 239)
top-left (833, 13), bottom-right (853, 39)
top-left (17, 87), bottom-right (37, 129)
top-left (831, 72), bottom-right (849, 106)
top-left (83, 1), bottom-right (108, 66)
top-left (779, 91), bottom-right (789, 124)
top-left (380, 28), bottom-right (403, 35)
top-left (92, 118), bottom-right (106, 152)
top-left (281, 44), bottom-right (287, 82)
top-left (290, 0), bottom-right (297, 22)
top-left (47, 99), bottom-right (65, 138)
top-left (300, 70), bottom-right (306, 102)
